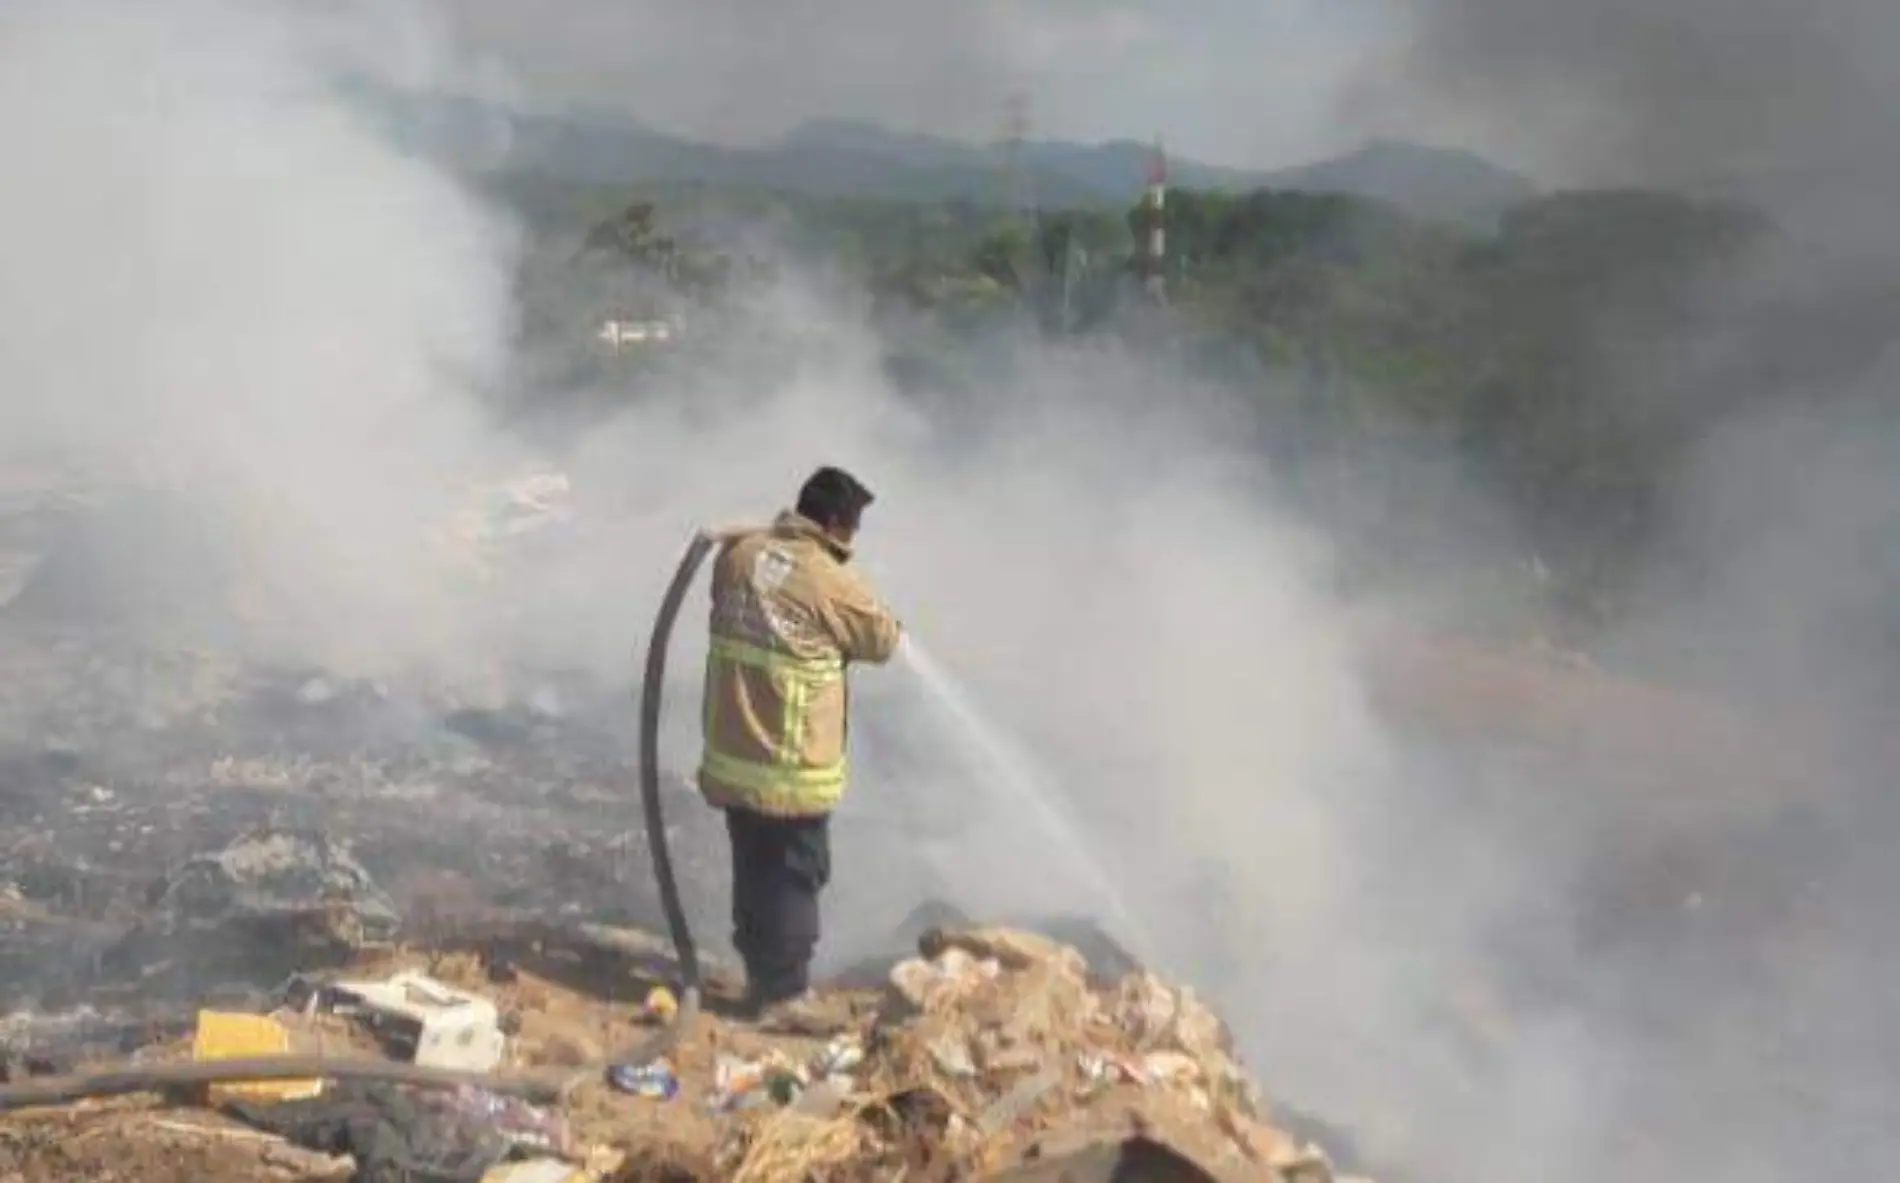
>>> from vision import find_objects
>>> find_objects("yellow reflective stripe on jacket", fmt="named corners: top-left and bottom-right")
top-left (704, 631), bottom-right (846, 811)
top-left (780, 674), bottom-right (811, 765)
top-left (708, 633), bottom-right (839, 768)
top-left (701, 747), bottom-right (846, 814)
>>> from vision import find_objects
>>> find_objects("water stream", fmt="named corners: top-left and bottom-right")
top-left (894, 634), bottom-right (1154, 960)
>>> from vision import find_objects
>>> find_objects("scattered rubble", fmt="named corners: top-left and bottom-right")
top-left (149, 830), bottom-right (403, 948)
top-left (324, 972), bottom-right (508, 1073)
top-left (0, 483), bottom-right (1883, 1180)
top-left (90, 831), bottom-right (405, 1003)
top-left (0, 923), bottom-right (1357, 1183)
top-left (0, 555), bottom-right (1359, 1180)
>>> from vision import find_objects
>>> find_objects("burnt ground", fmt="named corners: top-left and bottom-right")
top-left (0, 605), bottom-right (1324, 1183)
top-left (0, 484), bottom-right (1138, 1042)
top-left (0, 627), bottom-right (734, 1015)
top-left (0, 612), bottom-right (1888, 1181)
top-left (0, 487), bottom-right (1894, 1180)
top-left (0, 619), bottom-right (1114, 1022)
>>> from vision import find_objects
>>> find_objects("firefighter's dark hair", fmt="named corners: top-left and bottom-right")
top-left (796, 466), bottom-right (875, 531)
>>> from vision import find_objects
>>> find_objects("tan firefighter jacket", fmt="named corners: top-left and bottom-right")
top-left (697, 510), bottom-right (901, 817)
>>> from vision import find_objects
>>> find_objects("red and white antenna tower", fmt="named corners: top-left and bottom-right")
top-left (1142, 137), bottom-right (1168, 302)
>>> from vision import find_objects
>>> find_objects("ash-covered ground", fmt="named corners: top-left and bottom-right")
top-left (0, 479), bottom-right (710, 1018)
top-left (0, 636), bottom-right (701, 1007)
top-left (0, 475), bottom-right (1089, 1029)
top-left (0, 474), bottom-right (1894, 1183)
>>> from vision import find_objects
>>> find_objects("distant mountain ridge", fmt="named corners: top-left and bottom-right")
top-left (344, 81), bottom-right (1537, 227)
top-left (1261, 139), bottom-right (1539, 229)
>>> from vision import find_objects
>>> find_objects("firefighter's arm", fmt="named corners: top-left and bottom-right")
top-left (823, 572), bottom-right (902, 665)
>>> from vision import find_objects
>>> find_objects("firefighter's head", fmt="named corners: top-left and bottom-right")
top-left (796, 466), bottom-right (874, 547)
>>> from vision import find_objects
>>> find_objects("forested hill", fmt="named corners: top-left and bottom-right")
top-left (345, 80), bottom-right (1536, 229)
top-left (499, 167), bottom-right (1898, 649)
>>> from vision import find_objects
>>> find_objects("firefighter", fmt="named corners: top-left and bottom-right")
top-left (698, 466), bottom-right (902, 1027)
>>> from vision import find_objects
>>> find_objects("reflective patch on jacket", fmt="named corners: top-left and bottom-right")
top-left (697, 512), bottom-right (900, 818)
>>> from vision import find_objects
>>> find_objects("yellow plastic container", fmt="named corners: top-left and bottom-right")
top-left (191, 1011), bottom-right (324, 1104)
top-left (643, 985), bottom-right (679, 1023)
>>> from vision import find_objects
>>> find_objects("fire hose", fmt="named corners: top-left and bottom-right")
top-left (0, 529), bottom-right (732, 1113)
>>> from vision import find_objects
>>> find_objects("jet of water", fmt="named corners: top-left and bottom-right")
top-left (893, 634), bottom-right (1156, 960)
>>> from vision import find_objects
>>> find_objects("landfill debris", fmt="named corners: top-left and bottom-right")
top-left (481, 1160), bottom-right (582, 1183)
top-left (808, 1034), bottom-right (864, 1078)
top-left (926, 1031), bottom-right (979, 1077)
top-left (640, 984), bottom-right (678, 1024)
top-left (143, 829), bottom-right (403, 949)
top-left (1138, 1050), bottom-right (1205, 1089)
top-left (888, 943), bottom-right (1003, 1012)
top-left (978, 1064), bottom-right (1063, 1137)
top-left (0, 1004), bottom-right (195, 1077)
top-left (0, 917), bottom-right (1364, 1183)
top-left (327, 971), bottom-right (507, 1072)
top-left (225, 1081), bottom-right (514, 1182)
top-left (666, 925), bottom-right (1345, 1181)
top-left (1076, 1050), bottom-right (1138, 1097)
top-left (191, 1010), bottom-right (323, 1104)
top-left (766, 1069), bottom-right (805, 1105)
top-left (787, 1077), bottom-right (853, 1119)
top-left (1112, 971), bottom-right (1233, 1060)
top-left (479, 1145), bottom-right (626, 1182)
top-left (719, 1044), bottom-right (831, 1111)
top-left (606, 1058), bottom-right (679, 1099)
top-left (708, 1050), bottom-right (810, 1114)
top-left (443, 1084), bottom-right (578, 1158)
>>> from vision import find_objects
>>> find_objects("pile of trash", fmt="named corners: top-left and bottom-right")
top-left (93, 829), bottom-right (406, 1000)
top-left (145, 831), bottom-right (404, 949)
top-left (653, 925), bottom-right (1347, 1183)
top-left (0, 924), bottom-right (1362, 1183)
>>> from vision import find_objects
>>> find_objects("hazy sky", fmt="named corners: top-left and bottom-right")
top-left (404, 0), bottom-right (1405, 170)
top-left (365, 0), bottom-right (1900, 190)
top-left (1359, 0), bottom-right (1900, 193)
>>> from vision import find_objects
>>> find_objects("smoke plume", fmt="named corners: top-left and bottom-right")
top-left (1344, 1), bottom-right (1900, 1179)
top-left (5, 4), bottom-right (1898, 1183)
top-left (1356, 0), bottom-right (1900, 235)
top-left (0, 0), bottom-right (529, 680)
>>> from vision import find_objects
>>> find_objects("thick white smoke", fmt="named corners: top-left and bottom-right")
top-left (0, 0), bottom-right (524, 679)
top-left (0, 6), bottom-right (1475, 1164)
top-left (8, 5), bottom-right (1893, 1183)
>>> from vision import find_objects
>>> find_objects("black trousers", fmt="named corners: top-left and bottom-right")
top-left (724, 806), bottom-right (832, 1004)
